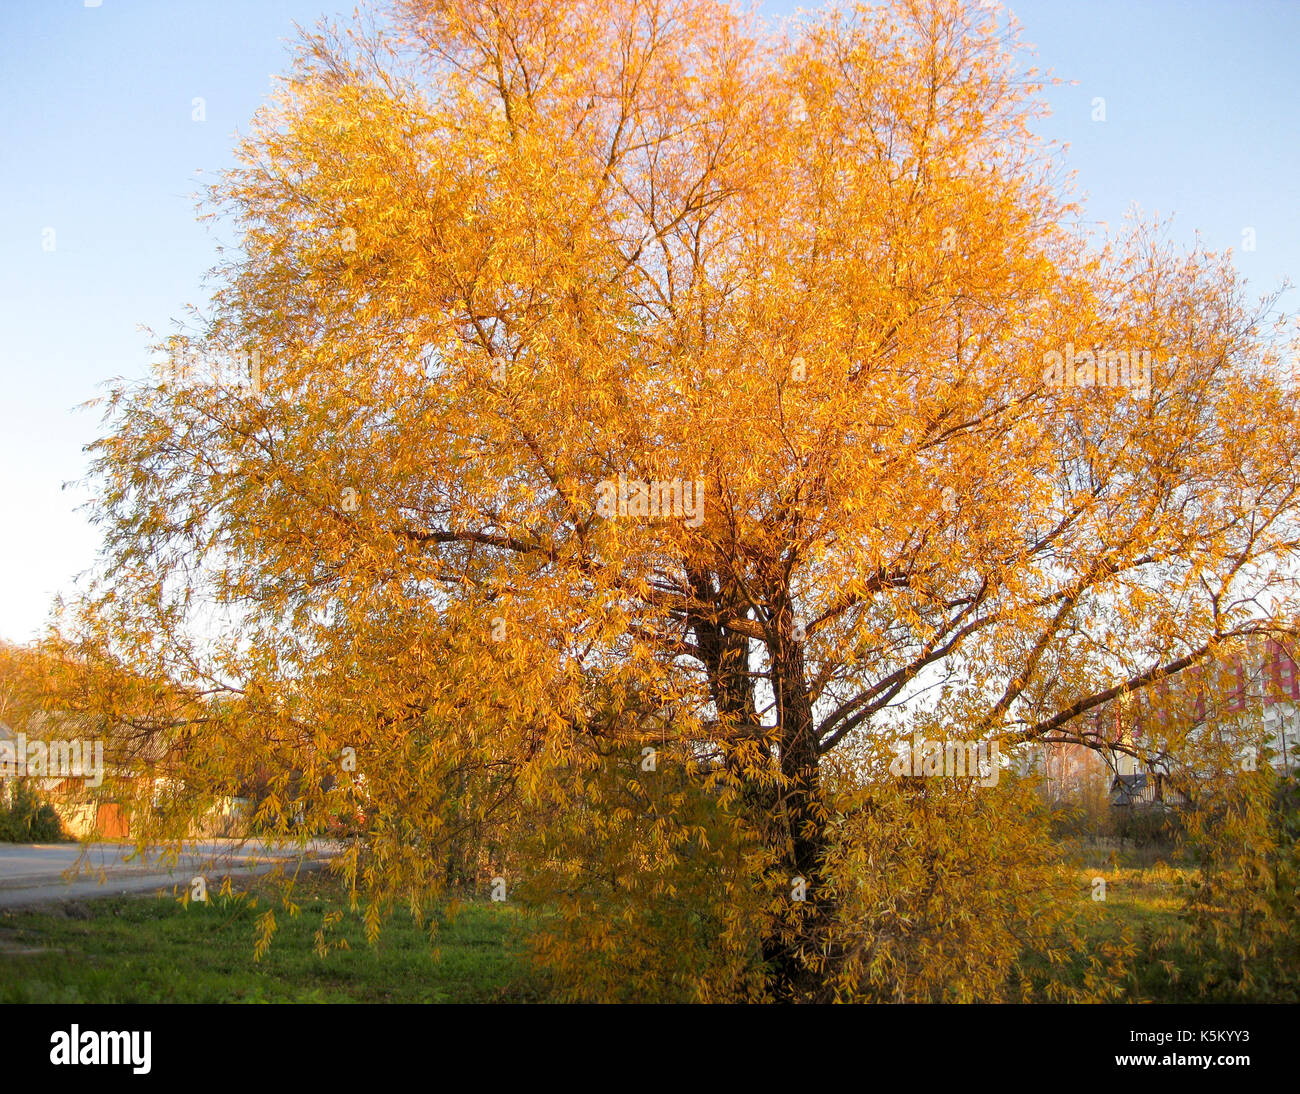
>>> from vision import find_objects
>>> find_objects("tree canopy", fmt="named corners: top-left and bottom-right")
top-left (51, 0), bottom-right (1300, 1000)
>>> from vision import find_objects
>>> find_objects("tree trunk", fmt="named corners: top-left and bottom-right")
top-left (688, 571), bottom-right (834, 1000)
top-left (763, 633), bottom-right (834, 1002)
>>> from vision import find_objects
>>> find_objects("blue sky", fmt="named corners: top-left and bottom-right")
top-left (1, 0), bottom-right (1297, 643)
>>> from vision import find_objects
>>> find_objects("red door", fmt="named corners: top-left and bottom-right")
top-left (96, 803), bottom-right (129, 839)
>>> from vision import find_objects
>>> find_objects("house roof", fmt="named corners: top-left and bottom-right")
top-left (1110, 772), bottom-right (1148, 806)
top-left (3, 712), bottom-right (172, 767)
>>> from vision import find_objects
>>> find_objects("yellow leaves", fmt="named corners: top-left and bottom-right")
top-left (50, 0), bottom-right (1300, 1003)
top-left (312, 908), bottom-right (351, 958)
top-left (253, 909), bottom-right (277, 963)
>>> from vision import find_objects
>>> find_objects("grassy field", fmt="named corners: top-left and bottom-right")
top-left (1044, 841), bottom-right (1297, 1003)
top-left (1062, 853), bottom-right (1206, 1002)
top-left (0, 871), bottom-right (551, 1004)
top-left (0, 851), bottom-right (1279, 1002)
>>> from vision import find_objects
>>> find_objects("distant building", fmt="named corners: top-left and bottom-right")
top-left (1021, 635), bottom-right (1300, 811)
top-left (0, 713), bottom-right (238, 840)
top-left (1107, 770), bottom-right (1186, 810)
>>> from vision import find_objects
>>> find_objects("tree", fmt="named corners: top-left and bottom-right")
top-left (66, 0), bottom-right (1300, 1000)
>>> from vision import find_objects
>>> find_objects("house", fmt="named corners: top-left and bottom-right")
top-left (1108, 770), bottom-right (1186, 810)
top-left (1, 716), bottom-right (134, 837)
top-left (0, 713), bottom-right (235, 840)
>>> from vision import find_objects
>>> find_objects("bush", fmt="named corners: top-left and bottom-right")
top-left (1110, 805), bottom-right (1183, 847)
top-left (0, 782), bottom-right (68, 842)
top-left (514, 744), bottom-right (772, 1003)
top-left (819, 768), bottom-right (1134, 1003)
top-left (1174, 768), bottom-right (1300, 1001)
top-left (515, 737), bottom-right (1136, 1003)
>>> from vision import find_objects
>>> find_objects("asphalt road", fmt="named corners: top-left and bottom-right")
top-left (0, 839), bottom-right (336, 909)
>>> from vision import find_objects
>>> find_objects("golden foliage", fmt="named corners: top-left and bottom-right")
top-left (42, 0), bottom-right (1300, 999)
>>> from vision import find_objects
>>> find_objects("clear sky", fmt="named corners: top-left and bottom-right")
top-left (2, 0), bottom-right (1297, 644)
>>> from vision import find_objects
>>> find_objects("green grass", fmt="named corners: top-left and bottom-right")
top-left (0, 851), bottom-right (1289, 1002)
top-left (0, 871), bottom-right (553, 1003)
top-left (1049, 855), bottom-right (1293, 1002)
